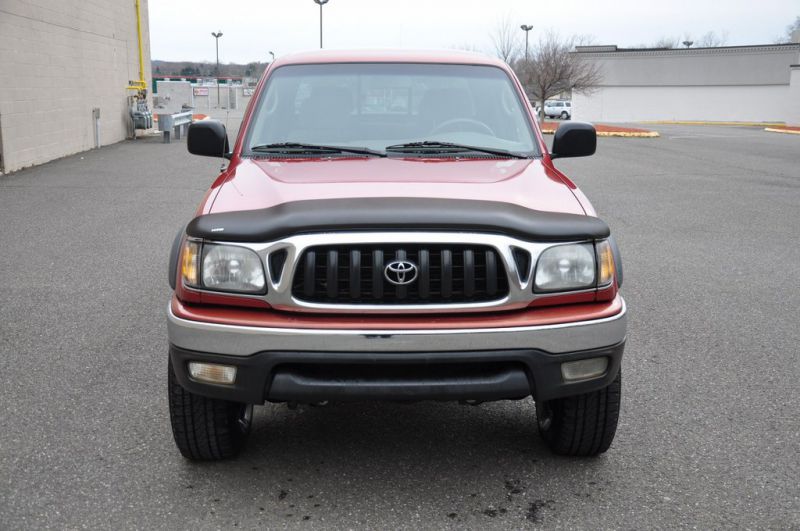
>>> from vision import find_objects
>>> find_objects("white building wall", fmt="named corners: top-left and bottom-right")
top-left (0, 0), bottom-right (151, 174)
top-left (789, 66), bottom-right (800, 125)
top-left (571, 44), bottom-right (800, 124)
top-left (573, 85), bottom-right (793, 123)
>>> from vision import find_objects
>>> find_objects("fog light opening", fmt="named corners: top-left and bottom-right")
top-left (188, 362), bottom-right (237, 385)
top-left (561, 357), bottom-right (609, 382)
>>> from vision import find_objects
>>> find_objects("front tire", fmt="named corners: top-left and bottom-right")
top-left (560, 111), bottom-right (569, 120)
top-left (536, 371), bottom-right (621, 456)
top-left (168, 359), bottom-right (253, 460)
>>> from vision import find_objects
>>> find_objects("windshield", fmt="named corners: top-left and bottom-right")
top-left (244, 63), bottom-right (538, 157)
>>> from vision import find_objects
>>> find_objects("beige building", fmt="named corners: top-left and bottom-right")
top-left (0, 0), bottom-right (151, 174)
top-left (571, 42), bottom-right (800, 124)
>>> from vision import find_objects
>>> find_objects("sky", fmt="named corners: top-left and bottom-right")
top-left (149, 0), bottom-right (799, 63)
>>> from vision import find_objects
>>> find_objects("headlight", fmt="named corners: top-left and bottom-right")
top-left (534, 243), bottom-right (595, 292)
top-left (182, 241), bottom-right (266, 294)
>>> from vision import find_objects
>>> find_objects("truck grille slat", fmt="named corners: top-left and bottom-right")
top-left (372, 249), bottom-right (384, 299)
top-left (349, 249), bottom-right (361, 299)
top-left (464, 249), bottom-right (475, 297)
top-left (303, 251), bottom-right (316, 297)
top-left (292, 244), bottom-right (508, 305)
top-left (441, 249), bottom-right (452, 299)
top-left (419, 249), bottom-right (430, 299)
top-left (485, 250), bottom-right (498, 295)
top-left (326, 250), bottom-right (338, 299)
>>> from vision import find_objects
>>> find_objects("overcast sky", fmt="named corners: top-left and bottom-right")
top-left (149, 0), bottom-right (798, 63)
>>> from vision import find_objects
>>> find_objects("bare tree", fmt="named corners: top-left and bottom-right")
top-left (637, 31), bottom-right (728, 49)
top-left (490, 14), bottom-right (521, 63)
top-left (775, 16), bottom-right (800, 43)
top-left (697, 30), bottom-right (728, 47)
top-left (790, 16), bottom-right (800, 38)
top-left (651, 36), bottom-right (680, 49)
top-left (514, 32), bottom-right (603, 120)
top-left (574, 34), bottom-right (597, 47)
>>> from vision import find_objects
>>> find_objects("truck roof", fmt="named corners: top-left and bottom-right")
top-left (271, 49), bottom-right (509, 68)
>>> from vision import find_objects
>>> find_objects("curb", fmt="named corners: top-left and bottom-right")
top-left (540, 129), bottom-right (659, 138)
top-left (641, 120), bottom-right (785, 127)
top-left (764, 127), bottom-right (800, 135)
top-left (597, 131), bottom-right (660, 138)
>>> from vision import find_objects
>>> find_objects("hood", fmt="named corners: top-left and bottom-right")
top-left (204, 157), bottom-right (586, 216)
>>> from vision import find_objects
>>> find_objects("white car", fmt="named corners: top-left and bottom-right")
top-left (544, 100), bottom-right (571, 120)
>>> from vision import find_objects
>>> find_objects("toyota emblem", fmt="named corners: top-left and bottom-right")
top-left (384, 260), bottom-right (418, 285)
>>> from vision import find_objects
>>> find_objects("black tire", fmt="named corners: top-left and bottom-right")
top-left (560, 111), bottom-right (569, 120)
top-left (536, 371), bottom-right (621, 456)
top-left (168, 359), bottom-right (253, 460)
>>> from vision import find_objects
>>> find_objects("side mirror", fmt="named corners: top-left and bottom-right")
top-left (187, 120), bottom-right (230, 158)
top-left (550, 122), bottom-right (596, 159)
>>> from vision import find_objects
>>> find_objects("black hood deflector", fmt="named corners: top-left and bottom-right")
top-left (186, 198), bottom-right (610, 242)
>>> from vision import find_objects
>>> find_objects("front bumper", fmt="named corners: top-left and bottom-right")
top-left (167, 299), bottom-right (627, 404)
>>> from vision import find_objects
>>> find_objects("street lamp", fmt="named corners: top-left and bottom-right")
top-left (313, 0), bottom-right (330, 49)
top-left (520, 24), bottom-right (533, 62)
top-left (268, 51), bottom-right (275, 62)
top-left (211, 31), bottom-right (223, 107)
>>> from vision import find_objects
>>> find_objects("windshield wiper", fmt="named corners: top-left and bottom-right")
top-left (250, 142), bottom-right (385, 157)
top-left (385, 141), bottom-right (528, 159)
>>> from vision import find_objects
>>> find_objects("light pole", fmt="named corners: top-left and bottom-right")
top-left (211, 31), bottom-right (223, 107)
top-left (520, 25), bottom-right (533, 62)
top-left (313, 0), bottom-right (329, 49)
top-left (268, 51), bottom-right (275, 62)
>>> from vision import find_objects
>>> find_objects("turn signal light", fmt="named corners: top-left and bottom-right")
top-left (597, 240), bottom-right (615, 286)
top-left (181, 241), bottom-right (200, 286)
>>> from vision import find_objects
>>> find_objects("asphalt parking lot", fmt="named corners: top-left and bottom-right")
top-left (1, 123), bottom-right (798, 529)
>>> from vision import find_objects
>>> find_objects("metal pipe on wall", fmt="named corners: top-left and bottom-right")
top-left (127, 0), bottom-right (147, 91)
top-left (93, 108), bottom-right (100, 148)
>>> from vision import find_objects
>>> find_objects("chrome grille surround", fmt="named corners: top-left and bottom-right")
top-left (182, 232), bottom-right (597, 314)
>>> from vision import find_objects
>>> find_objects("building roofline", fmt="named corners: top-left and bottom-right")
top-left (573, 42), bottom-right (800, 56)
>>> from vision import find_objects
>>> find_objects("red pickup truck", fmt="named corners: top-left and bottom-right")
top-left (167, 50), bottom-right (626, 460)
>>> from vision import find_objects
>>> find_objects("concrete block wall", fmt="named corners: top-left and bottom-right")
top-left (0, 0), bottom-right (151, 174)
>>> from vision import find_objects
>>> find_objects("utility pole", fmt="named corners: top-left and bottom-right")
top-left (313, 0), bottom-right (330, 49)
top-left (520, 25), bottom-right (533, 62)
top-left (211, 31), bottom-right (223, 107)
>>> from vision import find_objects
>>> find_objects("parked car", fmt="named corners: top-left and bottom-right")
top-left (544, 100), bottom-right (572, 119)
top-left (168, 50), bottom-right (625, 460)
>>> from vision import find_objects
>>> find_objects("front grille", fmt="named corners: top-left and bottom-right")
top-left (292, 244), bottom-right (509, 305)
